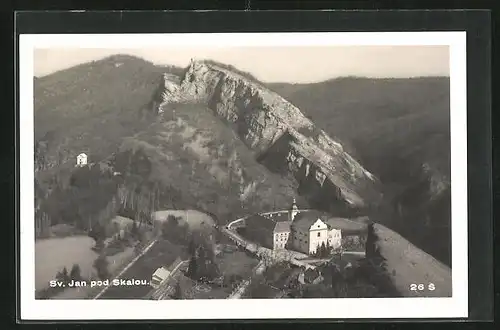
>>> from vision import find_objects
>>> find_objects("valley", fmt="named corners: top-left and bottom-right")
top-left (33, 54), bottom-right (452, 299)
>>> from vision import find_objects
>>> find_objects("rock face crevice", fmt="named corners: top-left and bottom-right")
top-left (154, 60), bottom-right (381, 209)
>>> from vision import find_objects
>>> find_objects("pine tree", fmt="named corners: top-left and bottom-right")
top-left (70, 264), bottom-right (82, 281)
top-left (61, 267), bottom-right (70, 282)
top-left (171, 281), bottom-right (184, 299)
top-left (320, 242), bottom-right (327, 258)
top-left (365, 223), bottom-right (376, 259)
top-left (93, 255), bottom-right (110, 280)
top-left (326, 241), bottom-right (331, 256)
top-left (188, 238), bottom-right (196, 256)
top-left (187, 254), bottom-right (198, 279)
top-left (55, 267), bottom-right (70, 283)
top-left (131, 220), bottom-right (138, 238)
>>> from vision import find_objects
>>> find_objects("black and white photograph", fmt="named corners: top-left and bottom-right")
top-left (20, 32), bottom-right (468, 320)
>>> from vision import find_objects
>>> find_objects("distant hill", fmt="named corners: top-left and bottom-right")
top-left (269, 77), bottom-right (451, 266)
top-left (34, 54), bottom-right (180, 171)
top-left (34, 55), bottom-right (302, 237)
top-left (34, 54), bottom-right (452, 296)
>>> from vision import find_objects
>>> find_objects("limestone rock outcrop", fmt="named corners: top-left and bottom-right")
top-left (154, 60), bottom-right (381, 209)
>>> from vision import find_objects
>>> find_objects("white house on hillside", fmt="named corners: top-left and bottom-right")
top-left (76, 153), bottom-right (88, 167)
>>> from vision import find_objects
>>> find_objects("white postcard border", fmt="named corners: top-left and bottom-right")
top-left (19, 32), bottom-right (468, 320)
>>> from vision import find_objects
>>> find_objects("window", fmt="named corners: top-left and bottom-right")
top-left (317, 232), bottom-right (321, 237)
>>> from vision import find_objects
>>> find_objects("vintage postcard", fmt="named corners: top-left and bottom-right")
top-left (19, 31), bottom-right (468, 320)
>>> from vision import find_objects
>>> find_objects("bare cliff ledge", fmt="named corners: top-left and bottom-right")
top-left (153, 60), bottom-right (381, 209)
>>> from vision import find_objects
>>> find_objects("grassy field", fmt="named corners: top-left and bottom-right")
top-left (154, 210), bottom-right (215, 230)
top-left (216, 250), bottom-right (259, 278)
top-left (374, 223), bottom-right (452, 297)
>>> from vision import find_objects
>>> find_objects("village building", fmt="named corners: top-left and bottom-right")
top-left (274, 199), bottom-right (343, 255)
top-left (150, 256), bottom-right (183, 289)
top-left (244, 198), bottom-right (348, 255)
top-left (76, 153), bottom-right (88, 167)
top-left (289, 211), bottom-right (343, 255)
top-left (273, 221), bottom-right (291, 250)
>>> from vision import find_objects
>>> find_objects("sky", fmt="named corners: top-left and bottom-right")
top-left (34, 46), bottom-right (449, 83)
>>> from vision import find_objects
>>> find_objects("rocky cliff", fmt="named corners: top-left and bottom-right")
top-left (154, 60), bottom-right (381, 209)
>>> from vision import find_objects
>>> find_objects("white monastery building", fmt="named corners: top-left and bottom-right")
top-left (271, 199), bottom-right (343, 255)
top-left (76, 153), bottom-right (88, 167)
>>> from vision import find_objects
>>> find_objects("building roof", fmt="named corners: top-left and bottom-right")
top-left (291, 210), bottom-right (328, 231)
top-left (152, 266), bottom-right (170, 280)
top-left (323, 216), bottom-right (369, 232)
top-left (273, 221), bottom-right (291, 233)
top-left (268, 212), bottom-right (289, 222)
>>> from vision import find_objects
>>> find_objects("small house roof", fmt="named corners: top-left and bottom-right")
top-left (273, 221), bottom-right (291, 233)
top-left (323, 216), bottom-right (369, 232)
top-left (152, 267), bottom-right (170, 280)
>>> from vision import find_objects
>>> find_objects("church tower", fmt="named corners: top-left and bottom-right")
top-left (288, 197), bottom-right (299, 222)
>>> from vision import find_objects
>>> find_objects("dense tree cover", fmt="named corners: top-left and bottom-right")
top-left (269, 77), bottom-right (451, 265)
top-left (341, 235), bottom-right (366, 251)
top-left (284, 225), bottom-right (399, 299)
top-left (69, 264), bottom-right (82, 282)
top-left (93, 254), bottom-right (110, 280)
top-left (358, 222), bottom-right (400, 297)
top-left (185, 231), bottom-right (220, 282)
top-left (161, 215), bottom-right (190, 245)
top-left (314, 242), bottom-right (331, 258)
top-left (40, 165), bottom-right (119, 232)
